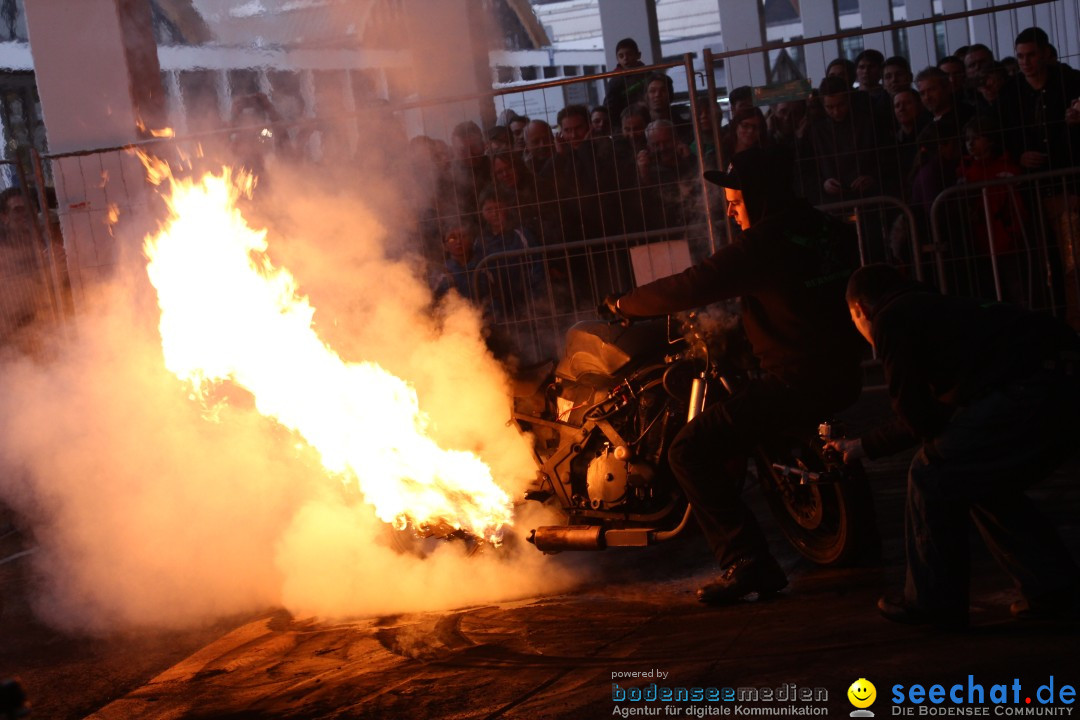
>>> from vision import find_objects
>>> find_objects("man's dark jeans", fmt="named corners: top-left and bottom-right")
top-left (668, 372), bottom-right (859, 567)
top-left (905, 368), bottom-right (1080, 613)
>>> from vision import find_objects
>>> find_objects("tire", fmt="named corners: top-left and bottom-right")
top-left (755, 438), bottom-right (880, 566)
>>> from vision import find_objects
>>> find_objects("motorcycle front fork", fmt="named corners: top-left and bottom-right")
top-left (687, 373), bottom-right (707, 422)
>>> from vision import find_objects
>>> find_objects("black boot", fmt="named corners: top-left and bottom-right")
top-left (697, 555), bottom-right (788, 605)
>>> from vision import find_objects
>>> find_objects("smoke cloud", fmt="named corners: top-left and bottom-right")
top-left (0, 155), bottom-right (577, 636)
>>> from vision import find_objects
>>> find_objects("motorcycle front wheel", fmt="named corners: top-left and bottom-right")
top-left (754, 440), bottom-right (879, 566)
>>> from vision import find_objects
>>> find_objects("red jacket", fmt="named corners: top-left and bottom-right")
top-left (957, 153), bottom-right (1029, 255)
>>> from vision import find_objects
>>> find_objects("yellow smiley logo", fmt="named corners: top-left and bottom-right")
top-left (848, 678), bottom-right (877, 708)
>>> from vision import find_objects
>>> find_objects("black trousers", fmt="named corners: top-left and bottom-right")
top-left (668, 372), bottom-right (859, 567)
top-left (904, 368), bottom-right (1080, 613)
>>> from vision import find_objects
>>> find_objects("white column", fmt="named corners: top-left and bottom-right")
top-left (24, 0), bottom-right (162, 153)
top-left (941, 0), bottom-right (969, 55)
top-left (23, 0), bottom-right (166, 305)
top-left (1033, 4), bottom-right (1054, 41)
top-left (403, 0), bottom-right (493, 140)
top-left (1061, 0), bottom-right (1080, 66)
top-left (859, 0), bottom-right (895, 57)
top-left (598, 0), bottom-right (662, 68)
top-left (995, 1), bottom-right (1021, 59)
top-left (716, 1), bottom-right (768, 91)
top-left (905, 0), bottom-right (938, 73)
top-left (801, 0), bottom-right (839, 84)
top-left (967, 0), bottom-right (996, 51)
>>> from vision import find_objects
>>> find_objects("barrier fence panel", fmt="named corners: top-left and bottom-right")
top-left (698, 0), bottom-right (1080, 340)
top-left (13, 0), bottom-right (1080, 369)
top-left (394, 56), bottom-right (720, 363)
top-left (930, 166), bottom-right (1080, 322)
top-left (0, 158), bottom-right (69, 355)
top-left (471, 226), bottom-right (705, 363)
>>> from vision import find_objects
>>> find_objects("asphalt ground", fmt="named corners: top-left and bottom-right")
top-left (1, 387), bottom-right (1078, 720)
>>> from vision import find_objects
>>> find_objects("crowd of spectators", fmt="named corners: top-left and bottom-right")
top-left (399, 26), bottom-right (1080, 361)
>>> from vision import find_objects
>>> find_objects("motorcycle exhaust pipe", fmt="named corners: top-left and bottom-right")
top-left (528, 525), bottom-right (605, 551)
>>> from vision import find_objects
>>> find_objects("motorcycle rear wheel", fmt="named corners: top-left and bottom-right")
top-left (754, 441), bottom-right (879, 566)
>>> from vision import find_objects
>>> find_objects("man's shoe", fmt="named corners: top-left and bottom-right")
top-left (877, 594), bottom-right (968, 629)
top-left (1011, 587), bottom-right (1080, 622)
top-left (697, 555), bottom-right (788, 605)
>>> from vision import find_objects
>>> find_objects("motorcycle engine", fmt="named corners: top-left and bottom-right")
top-left (585, 445), bottom-right (654, 510)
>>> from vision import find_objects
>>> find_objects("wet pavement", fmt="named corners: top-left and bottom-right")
top-left (2, 388), bottom-right (1079, 719)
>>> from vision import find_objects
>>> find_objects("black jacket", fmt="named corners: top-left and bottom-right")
top-left (618, 200), bottom-right (864, 394)
top-left (861, 287), bottom-right (1080, 459)
top-left (998, 63), bottom-right (1080, 174)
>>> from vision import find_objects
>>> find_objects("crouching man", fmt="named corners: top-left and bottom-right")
top-left (829, 264), bottom-right (1080, 627)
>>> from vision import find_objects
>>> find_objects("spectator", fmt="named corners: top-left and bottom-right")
top-left (524, 119), bottom-right (557, 175)
top-left (940, 55), bottom-right (978, 119)
top-left (406, 136), bottom-right (454, 269)
top-left (637, 119), bottom-right (700, 231)
top-left (916, 66), bottom-right (973, 139)
top-left (690, 95), bottom-right (720, 170)
top-left (964, 43), bottom-right (995, 84)
top-left (974, 62), bottom-right (1010, 117)
top-left (885, 88), bottom-right (933, 267)
top-left (619, 103), bottom-right (651, 156)
top-left (555, 104), bottom-right (631, 300)
top-left (830, 263), bottom-right (1080, 627)
top-left (883, 55), bottom-right (915, 96)
top-left (591, 106), bottom-right (612, 137)
top-left (604, 37), bottom-right (650, 129)
top-left (855, 49), bottom-right (885, 91)
top-left (509, 114), bottom-right (530, 150)
top-left (728, 86), bottom-right (754, 117)
top-left (612, 103), bottom-right (652, 232)
top-left (477, 186), bottom-right (547, 324)
top-left (721, 106), bottom-right (768, 168)
top-left (855, 48), bottom-right (891, 115)
top-left (523, 118), bottom-right (580, 246)
top-left (448, 120), bottom-right (491, 218)
top-left (0, 186), bottom-right (55, 351)
top-left (892, 87), bottom-right (931, 182)
top-left (998, 26), bottom-right (1080, 327)
top-left (812, 75), bottom-right (896, 202)
top-left (958, 116), bottom-right (1030, 304)
top-left (767, 99), bottom-right (819, 203)
top-left (431, 222), bottom-right (489, 310)
top-left (489, 149), bottom-right (546, 243)
top-left (939, 55), bottom-right (968, 97)
top-left (908, 118), bottom-right (966, 285)
top-left (486, 125), bottom-right (512, 154)
top-left (826, 57), bottom-right (857, 87)
top-left (645, 72), bottom-right (694, 144)
top-left (556, 103), bottom-right (592, 152)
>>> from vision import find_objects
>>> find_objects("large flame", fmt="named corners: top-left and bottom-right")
top-left (142, 160), bottom-right (513, 542)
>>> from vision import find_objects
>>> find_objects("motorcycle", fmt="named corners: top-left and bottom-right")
top-left (511, 310), bottom-right (878, 565)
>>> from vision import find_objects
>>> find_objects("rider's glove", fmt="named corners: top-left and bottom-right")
top-left (598, 293), bottom-right (631, 325)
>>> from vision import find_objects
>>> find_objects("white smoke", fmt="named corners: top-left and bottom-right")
top-left (0, 155), bottom-right (579, 634)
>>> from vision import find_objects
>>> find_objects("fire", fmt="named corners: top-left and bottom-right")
top-left (141, 160), bottom-right (513, 542)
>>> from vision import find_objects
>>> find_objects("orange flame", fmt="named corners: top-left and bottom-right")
top-left (142, 162), bottom-right (513, 542)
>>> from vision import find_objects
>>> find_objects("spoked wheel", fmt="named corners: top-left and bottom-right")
top-left (383, 522), bottom-right (491, 559)
top-left (755, 439), bottom-right (879, 566)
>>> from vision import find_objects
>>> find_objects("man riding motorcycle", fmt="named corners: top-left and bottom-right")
top-left (603, 145), bottom-right (869, 604)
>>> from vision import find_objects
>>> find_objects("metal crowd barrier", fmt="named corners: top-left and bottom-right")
top-left (469, 225), bottom-right (709, 362)
top-left (0, 157), bottom-right (71, 354)
top-left (930, 166), bottom-right (1080, 320)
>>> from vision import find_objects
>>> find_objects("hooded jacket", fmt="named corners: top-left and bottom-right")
top-left (618, 147), bottom-right (864, 396)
